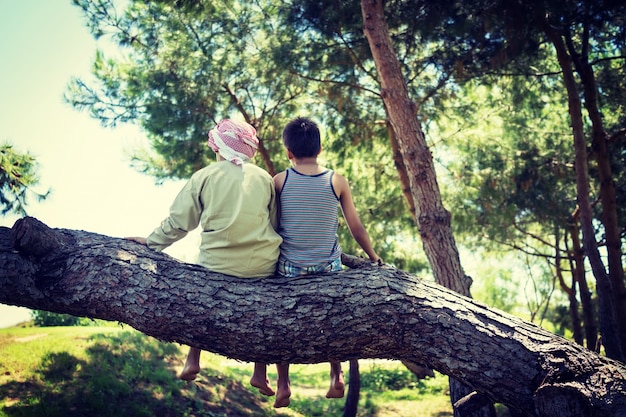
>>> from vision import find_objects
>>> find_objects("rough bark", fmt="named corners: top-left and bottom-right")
top-left (360, 1), bottom-right (479, 415)
top-left (2, 217), bottom-right (626, 417)
top-left (360, 0), bottom-right (470, 297)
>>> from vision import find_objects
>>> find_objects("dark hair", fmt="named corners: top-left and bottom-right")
top-left (282, 117), bottom-right (321, 158)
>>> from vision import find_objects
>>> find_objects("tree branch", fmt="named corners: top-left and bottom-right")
top-left (2, 217), bottom-right (626, 416)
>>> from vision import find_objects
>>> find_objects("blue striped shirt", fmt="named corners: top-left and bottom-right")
top-left (278, 168), bottom-right (342, 267)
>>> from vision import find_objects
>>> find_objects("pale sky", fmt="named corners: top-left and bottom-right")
top-left (0, 1), bottom-right (196, 327)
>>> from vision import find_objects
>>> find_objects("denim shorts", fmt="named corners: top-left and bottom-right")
top-left (277, 256), bottom-right (342, 278)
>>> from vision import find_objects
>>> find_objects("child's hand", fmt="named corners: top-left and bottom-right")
top-left (125, 236), bottom-right (147, 245)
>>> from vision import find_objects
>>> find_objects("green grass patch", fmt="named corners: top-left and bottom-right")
top-left (1, 326), bottom-right (454, 417)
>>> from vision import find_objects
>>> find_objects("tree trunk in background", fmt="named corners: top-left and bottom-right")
top-left (554, 242), bottom-right (583, 346)
top-left (361, 2), bottom-right (471, 294)
top-left (343, 360), bottom-right (360, 417)
top-left (3, 217), bottom-right (626, 417)
top-left (569, 33), bottom-right (626, 359)
top-left (569, 217), bottom-right (598, 351)
top-left (360, 1), bottom-right (486, 416)
top-left (542, 21), bottom-right (624, 362)
top-left (385, 118), bottom-right (416, 219)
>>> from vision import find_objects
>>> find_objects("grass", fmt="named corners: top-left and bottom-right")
top-left (0, 325), bottom-right (453, 417)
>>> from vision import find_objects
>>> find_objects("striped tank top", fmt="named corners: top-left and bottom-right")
top-left (278, 168), bottom-right (342, 267)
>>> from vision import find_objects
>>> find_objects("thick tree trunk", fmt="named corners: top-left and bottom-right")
top-left (360, 1), bottom-right (479, 415)
top-left (2, 217), bottom-right (626, 417)
top-left (360, 0), bottom-right (470, 296)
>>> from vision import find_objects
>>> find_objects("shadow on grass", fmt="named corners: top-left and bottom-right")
top-left (0, 331), bottom-right (273, 417)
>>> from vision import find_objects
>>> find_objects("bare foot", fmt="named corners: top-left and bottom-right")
top-left (250, 376), bottom-right (275, 396)
top-left (326, 369), bottom-right (345, 398)
top-left (178, 364), bottom-right (200, 381)
top-left (274, 384), bottom-right (291, 408)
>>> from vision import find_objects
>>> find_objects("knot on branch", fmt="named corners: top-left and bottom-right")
top-left (11, 217), bottom-right (71, 257)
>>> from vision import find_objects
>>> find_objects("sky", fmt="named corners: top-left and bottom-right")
top-left (0, 1), bottom-right (196, 327)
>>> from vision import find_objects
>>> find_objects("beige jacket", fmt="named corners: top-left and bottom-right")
top-left (147, 161), bottom-right (282, 278)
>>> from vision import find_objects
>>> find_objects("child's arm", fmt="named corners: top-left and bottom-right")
top-left (271, 171), bottom-right (287, 231)
top-left (269, 178), bottom-right (280, 231)
top-left (273, 171), bottom-right (287, 194)
top-left (334, 173), bottom-right (381, 263)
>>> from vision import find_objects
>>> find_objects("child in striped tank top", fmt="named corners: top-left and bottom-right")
top-left (250, 117), bottom-right (381, 408)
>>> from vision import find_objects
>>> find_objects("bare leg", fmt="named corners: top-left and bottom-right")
top-left (250, 362), bottom-right (275, 396)
top-left (274, 363), bottom-right (291, 408)
top-left (178, 347), bottom-right (201, 381)
top-left (326, 361), bottom-right (345, 398)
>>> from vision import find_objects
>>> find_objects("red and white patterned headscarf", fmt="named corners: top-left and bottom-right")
top-left (207, 119), bottom-right (259, 166)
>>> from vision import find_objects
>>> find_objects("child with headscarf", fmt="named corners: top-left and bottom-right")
top-left (127, 119), bottom-right (282, 380)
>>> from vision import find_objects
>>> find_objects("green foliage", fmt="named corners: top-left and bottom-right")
top-left (609, 138), bottom-right (626, 238)
top-left (0, 328), bottom-right (199, 417)
top-left (0, 143), bottom-right (48, 216)
top-left (466, 252), bottom-right (522, 314)
top-left (360, 364), bottom-right (420, 391)
top-left (431, 74), bottom-right (584, 323)
top-left (30, 311), bottom-right (110, 327)
top-left (68, 0), bottom-right (307, 180)
top-left (358, 363), bottom-right (448, 396)
top-left (436, 74), bottom-right (575, 244)
top-left (31, 311), bottom-right (81, 327)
